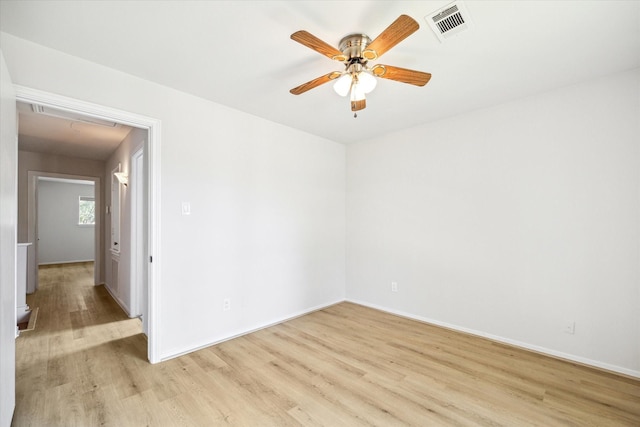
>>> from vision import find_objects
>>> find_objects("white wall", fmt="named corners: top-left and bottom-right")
top-left (347, 68), bottom-right (640, 376)
top-left (37, 180), bottom-right (94, 264)
top-left (104, 127), bottom-right (146, 316)
top-left (0, 49), bottom-right (17, 427)
top-left (0, 33), bottom-right (346, 360)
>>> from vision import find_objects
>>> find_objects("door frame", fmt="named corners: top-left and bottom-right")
top-left (130, 146), bottom-right (145, 329)
top-left (28, 172), bottom-right (101, 290)
top-left (15, 85), bottom-right (163, 364)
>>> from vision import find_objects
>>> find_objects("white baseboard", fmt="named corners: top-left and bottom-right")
top-left (347, 299), bottom-right (640, 379)
top-left (155, 297), bottom-right (640, 379)
top-left (38, 259), bottom-right (94, 266)
top-left (160, 299), bottom-right (345, 362)
top-left (103, 283), bottom-right (132, 317)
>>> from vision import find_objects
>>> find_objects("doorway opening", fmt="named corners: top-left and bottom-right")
top-left (27, 173), bottom-right (101, 292)
top-left (15, 85), bottom-right (161, 363)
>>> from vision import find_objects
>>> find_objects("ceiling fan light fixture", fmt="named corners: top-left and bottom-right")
top-left (333, 73), bottom-right (352, 97)
top-left (358, 70), bottom-right (377, 94)
top-left (290, 14), bottom-right (430, 114)
top-left (350, 81), bottom-right (366, 102)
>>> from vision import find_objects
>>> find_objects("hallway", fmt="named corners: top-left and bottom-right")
top-left (14, 263), bottom-right (147, 426)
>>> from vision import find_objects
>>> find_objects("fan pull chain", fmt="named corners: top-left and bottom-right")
top-left (354, 112), bottom-right (357, 118)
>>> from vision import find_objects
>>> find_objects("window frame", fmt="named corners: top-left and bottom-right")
top-left (78, 195), bottom-right (96, 226)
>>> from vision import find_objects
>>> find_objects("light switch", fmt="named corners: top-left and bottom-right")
top-left (181, 202), bottom-right (191, 215)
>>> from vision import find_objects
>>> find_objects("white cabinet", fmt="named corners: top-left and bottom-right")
top-left (16, 243), bottom-right (32, 336)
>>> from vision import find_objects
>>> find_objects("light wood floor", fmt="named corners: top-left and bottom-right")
top-left (13, 263), bottom-right (640, 426)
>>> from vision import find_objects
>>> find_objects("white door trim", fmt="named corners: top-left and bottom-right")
top-left (15, 85), bottom-right (162, 364)
top-left (130, 146), bottom-right (145, 323)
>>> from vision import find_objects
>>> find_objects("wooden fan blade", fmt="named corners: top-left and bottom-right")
top-left (351, 98), bottom-right (366, 111)
top-left (290, 71), bottom-right (342, 95)
top-left (371, 64), bottom-right (432, 86)
top-left (362, 15), bottom-right (419, 60)
top-left (291, 31), bottom-right (347, 61)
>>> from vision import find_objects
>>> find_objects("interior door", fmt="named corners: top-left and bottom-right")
top-left (0, 50), bottom-right (18, 427)
top-left (130, 147), bottom-right (146, 329)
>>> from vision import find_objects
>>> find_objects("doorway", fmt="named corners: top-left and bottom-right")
top-left (36, 178), bottom-right (96, 268)
top-left (28, 173), bottom-right (101, 292)
top-left (15, 86), bottom-right (161, 363)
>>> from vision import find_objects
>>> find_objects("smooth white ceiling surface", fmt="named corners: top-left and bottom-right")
top-left (1, 1), bottom-right (639, 145)
top-left (17, 102), bottom-right (134, 160)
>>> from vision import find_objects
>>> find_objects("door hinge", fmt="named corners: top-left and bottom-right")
top-left (149, 256), bottom-right (153, 263)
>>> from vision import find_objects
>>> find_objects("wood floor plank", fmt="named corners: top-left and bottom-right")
top-left (12, 263), bottom-right (640, 426)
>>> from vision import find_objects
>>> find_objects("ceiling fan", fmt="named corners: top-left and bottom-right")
top-left (289, 15), bottom-right (432, 116)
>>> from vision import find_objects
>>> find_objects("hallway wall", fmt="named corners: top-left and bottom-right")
top-left (37, 179), bottom-right (95, 264)
top-left (104, 127), bottom-right (146, 316)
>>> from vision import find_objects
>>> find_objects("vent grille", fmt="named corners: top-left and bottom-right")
top-left (29, 104), bottom-right (118, 127)
top-left (433, 5), bottom-right (465, 34)
top-left (30, 104), bottom-right (45, 114)
top-left (426, 1), bottom-right (473, 43)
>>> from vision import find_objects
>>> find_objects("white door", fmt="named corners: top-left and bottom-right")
top-left (0, 51), bottom-right (18, 427)
top-left (130, 147), bottom-right (146, 331)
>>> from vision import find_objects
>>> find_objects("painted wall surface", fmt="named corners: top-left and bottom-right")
top-left (347, 69), bottom-right (640, 376)
top-left (0, 49), bottom-right (17, 427)
top-left (17, 151), bottom-right (105, 285)
top-left (2, 32), bottom-right (638, 379)
top-left (104, 127), bottom-right (146, 316)
top-left (37, 180), bottom-right (94, 264)
top-left (0, 33), bottom-right (347, 360)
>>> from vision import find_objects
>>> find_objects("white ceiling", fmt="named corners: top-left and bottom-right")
top-left (17, 102), bottom-right (134, 160)
top-left (1, 1), bottom-right (639, 148)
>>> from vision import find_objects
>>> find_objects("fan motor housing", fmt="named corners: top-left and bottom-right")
top-left (338, 34), bottom-right (372, 61)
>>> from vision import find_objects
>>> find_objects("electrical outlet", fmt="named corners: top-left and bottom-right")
top-left (564, 321), bottom-right (575, 334)
top-left (391, 282), bottom-right (398, 292)
top-left (223, 298), bottom-right (231, 311)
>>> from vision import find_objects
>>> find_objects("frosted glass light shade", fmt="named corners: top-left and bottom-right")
top-left (358, 71), bottom-right (377, 94)
top-left (333, 73), bottom-right (352, 97)
top-left (350, 83), bottom-right (366, 101)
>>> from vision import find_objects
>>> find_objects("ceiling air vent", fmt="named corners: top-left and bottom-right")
top-left (29, 104), bottom-right (118, 127)
top-left (425, 1), bottom-right (473, 43)
top-left (30, 104), bottom-right (45, 114)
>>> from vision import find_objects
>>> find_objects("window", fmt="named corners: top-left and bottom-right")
top-left (78, 196), bottom-right (95, 225)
